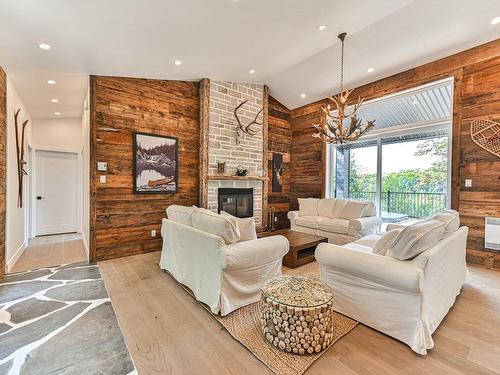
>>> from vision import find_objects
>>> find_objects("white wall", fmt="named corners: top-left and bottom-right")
top-left (31, 117), bottom-right (82, 150)
top-left (81, 87), bottom-right (90, 257)
top-left (6, 77), bottom-right (32, 271)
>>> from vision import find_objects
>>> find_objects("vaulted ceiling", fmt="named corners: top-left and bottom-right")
top-left (0, 0), bottom-right (499, 118)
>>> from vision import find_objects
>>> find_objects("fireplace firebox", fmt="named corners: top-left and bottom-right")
top-left (218, 188), bottom-right (253, 218)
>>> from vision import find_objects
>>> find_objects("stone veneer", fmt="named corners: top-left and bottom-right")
top-left (207, 81), bottom-right (264, 226)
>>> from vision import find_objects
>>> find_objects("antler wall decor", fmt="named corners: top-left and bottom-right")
top-left (233, 100), bottom-right (263, 143)
top-left (14, 109), bottom-right (29, 208)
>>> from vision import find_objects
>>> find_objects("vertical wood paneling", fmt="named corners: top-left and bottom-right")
top-left (0, 67), bottom-right (6, 276)
top-left (90, 76), bottom-right (200, 261)
top-left (289, 39), bottom-right (500, 269)
top-left (268, 95), bottom-right (292, 228)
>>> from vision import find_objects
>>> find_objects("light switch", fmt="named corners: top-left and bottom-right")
top-left (97, 162), bottom-right (107, 171)
top-left (464, 178), bottom-right (472, 188)
top-left (100, 175), bottom-right (106, 184)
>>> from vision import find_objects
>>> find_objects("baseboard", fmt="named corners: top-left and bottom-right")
top-left (7, 240), bottom-right (28, 273)
top-left (82, 234), bottom-right (90, 260)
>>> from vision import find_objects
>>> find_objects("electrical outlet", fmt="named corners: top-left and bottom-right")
top-left (151, 229), bottom-right (157, 237)
top-left (464, 178), bottom-right (472, 188)
top-left (97, 162), bottom-right (107, 171)
top-left (99, 175), bottom-right (106, 184)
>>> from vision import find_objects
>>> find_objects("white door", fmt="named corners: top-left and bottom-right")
top-left (35, 150), bottom-right (79, 236)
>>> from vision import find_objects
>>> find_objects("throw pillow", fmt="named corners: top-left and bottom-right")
top-left (372, 229), bottom-right (403, 256)
top-left (191, 209), bottom-right (241, 244)
top-left (362, 202), bottom-right (377, 217)
top-left (166, 205), bottom-right (195, 226)
top-left (432, 209), bottom-right (459, 237)
top-left (386, 219), bottom-right (446, 260)
top-left (220, 211), bottom-right (257, 242)
top-left (298, 198), bottom-right (319, 217)
top-left (339, 201), bottom-right (368, 220)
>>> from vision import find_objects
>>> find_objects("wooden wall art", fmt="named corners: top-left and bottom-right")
top-left (14, 108), bottom-right (29, 208)
top-left (471, 118), bottom-right (500, 158)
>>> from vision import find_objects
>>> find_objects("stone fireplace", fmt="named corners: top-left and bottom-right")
top-left (200, 79), bottom-right (268, 229)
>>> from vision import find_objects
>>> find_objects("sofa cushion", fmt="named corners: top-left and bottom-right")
top-left (352, 234), bottom-right (382, 247)
top-left (166, 205), bottom-right (195, 226)
top-left (318, 218), bottom-right (350, 235)
top-left (295, 216), bottom-right (325, 229)
top-left (432, 209), bottom-right (459, 237)
top-left (343, 243), bottom-right (373, 254)
top-left (220, 211), bottom-right (257, 242)
top-left (318, 198), bottom-right (337, 218)
top-left (298, 198), bottom-right (319, 217)
top-left (362, 202), bottom-right (377, 217)
top-left (192, 209), bottom-right (241, 244)
top-left (372, 229), bottom-right (403, 256)
top-left (386, 220), bottom-right (445, 260)
top-left (339, 200), bottom-right (368, 220)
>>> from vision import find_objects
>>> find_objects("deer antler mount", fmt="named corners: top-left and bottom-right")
top-left (234, 100), bottom-right (263, 138)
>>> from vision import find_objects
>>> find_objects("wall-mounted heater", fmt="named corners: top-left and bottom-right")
top-left (485, 217), bottom-right (500, 251)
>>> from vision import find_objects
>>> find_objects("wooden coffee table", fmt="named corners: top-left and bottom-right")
top-left (258, 229), bottom-right (328, 268)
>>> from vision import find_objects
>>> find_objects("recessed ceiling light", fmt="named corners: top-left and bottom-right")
top-left (174, 60), bottom-right (182, 66)
top-left (54, 112), bottom-right (61, 116)
top-left (367, 67), bottom-right (374, 73)
top-left (412, 100), bottom-right (419, 105)
top-left (249, 69), bottom-right (255, 74)
top-left (51, 99), bottom-right (59, 103)
top-left (300, 93), bottom-right (306, 98)
top-left (318, 25), bottom-right (326, 31)
top-left (39, 43), bottom-right (51, 50)
top-left (491, 17), bottom-right (500, 25)
top-left (47, 80), bottom-right (56, 85)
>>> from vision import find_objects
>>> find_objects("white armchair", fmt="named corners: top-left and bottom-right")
top-left (315, 226), bottom-right (469, 354)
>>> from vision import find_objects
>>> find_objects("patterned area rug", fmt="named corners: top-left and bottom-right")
top-left (181, 261), bottom-right (358, 375)
top-left (0, 262), bottom-right (136, 375)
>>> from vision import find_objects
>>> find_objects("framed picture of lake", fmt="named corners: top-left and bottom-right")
top-left (133, 132), bottom-right (178, 194)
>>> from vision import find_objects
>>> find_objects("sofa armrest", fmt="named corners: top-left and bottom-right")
top-left (287, 211), bottom-right (299, 224)
top-left (386, 223), bottom-right (407, 231)
top-left (349, 216), bottom-right (382, 236)
top-left (315, 242), bottom-right (423, 293)
top-left (224, 235), bottom-right (289, 270)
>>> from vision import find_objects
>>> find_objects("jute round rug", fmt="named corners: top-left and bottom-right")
top-left (184, 262), bottom-right (358, 375)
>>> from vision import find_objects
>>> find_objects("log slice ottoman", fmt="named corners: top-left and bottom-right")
top-left (260, 275), bottom-right (334, 355)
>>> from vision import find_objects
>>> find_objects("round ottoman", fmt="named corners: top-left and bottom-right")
top-left (259, 275), bottom-right (334, 355)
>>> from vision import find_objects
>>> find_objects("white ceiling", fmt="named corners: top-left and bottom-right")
top-left (0, 0), bottom-right (499, 119)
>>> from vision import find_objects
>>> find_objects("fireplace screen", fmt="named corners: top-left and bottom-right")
top-left (218, 188), bottom-right (253, 218)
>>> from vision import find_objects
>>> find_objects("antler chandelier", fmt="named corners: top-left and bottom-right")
top-left (313, 32), bottom-right (375, 144)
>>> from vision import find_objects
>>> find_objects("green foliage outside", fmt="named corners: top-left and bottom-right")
top-left (345, 137), bottom-right (448, 218)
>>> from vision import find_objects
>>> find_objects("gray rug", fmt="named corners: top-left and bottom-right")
top-left (0, 263), bottom-right (136, 375)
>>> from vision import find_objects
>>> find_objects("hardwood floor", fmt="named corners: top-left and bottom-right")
top-left (10, 233), bottom-right (88, 273)
top-left (99, 252), bottom-right (500, 375)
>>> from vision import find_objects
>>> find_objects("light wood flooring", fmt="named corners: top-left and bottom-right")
top-left (99, 252), bottom-right (500, 375)
top-left (10, 233), bottom-right (88, 273)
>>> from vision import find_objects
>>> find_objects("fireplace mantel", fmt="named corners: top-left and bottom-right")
top-left (207, 175), bottom-right (268, 181)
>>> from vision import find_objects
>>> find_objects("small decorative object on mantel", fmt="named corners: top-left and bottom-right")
top-left (217, 161), bottom-right (226, 174)
top-left (312, 32), bottom-right (375, 144)
top-left (470, 118), bottom-right (500, 158)
top-left (133, 132), bottom-right (178, 194)
top-left (234, 100), bottom-right (263, 144)
top-left (235, 165), bottom-right (248, 176)
top-left (14, 109), bottom-right (29, 208)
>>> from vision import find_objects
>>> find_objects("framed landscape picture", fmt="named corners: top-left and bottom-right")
top-left (272, 153), bottom-right (283, 192)
top-left (133, 132), bottom-right (178, 194)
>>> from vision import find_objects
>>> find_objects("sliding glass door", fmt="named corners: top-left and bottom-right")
top-left (329, 128), bottom-right (450, 223)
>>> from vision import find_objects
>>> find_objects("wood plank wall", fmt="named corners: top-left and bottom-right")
top-left (268, 95), bottom-right (292, 228)
top-left (289, 39), bottom-right (500, 269)
top-left (0, 67), bottom-right (6, 277)
top-left (90, 76), bottom-right (200, 261)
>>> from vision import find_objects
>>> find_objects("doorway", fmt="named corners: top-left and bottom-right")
top-left (34, 150), bottom-right (80, 235)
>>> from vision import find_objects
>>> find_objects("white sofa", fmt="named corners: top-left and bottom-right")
top-left (288, 198), bottom-right (382, 245)
top-left (315, 212), bottom-right (468, 355)
top-left (160, 205), bottom-right (289, 316)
